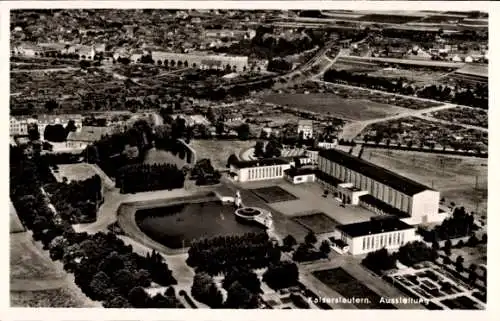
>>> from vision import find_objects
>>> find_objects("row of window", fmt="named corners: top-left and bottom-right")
top-left (319, 158), bottom-right (411, 214)
top-left (247, 166), bottom-right (284, 180)
top-left (361, 231), bottom-right (406, 251)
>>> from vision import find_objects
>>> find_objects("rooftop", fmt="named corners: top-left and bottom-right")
top-left (336, 217), bottom-right (414, 238)
top-left (284, 167), bottom-right (316, 177)
top-left (319, 149), bottom-right (432, 196)
top-left (231, 158), bottom-right (290, 169)
top-left (298, 119), bottom-right (313, 126)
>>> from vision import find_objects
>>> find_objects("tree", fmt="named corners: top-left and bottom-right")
top-left (254, 141), bottom-right (264, 158)
top-left (103, 295), bottom-right (132, 308)
top-left (27, 123), bottom-right (40, 141)
top-left (362, 248), bottom-right (397, 273)
top-left (304, 231), bottom-right (317, 246)
top-left (223, 267), bottom-right (261, 294)
top-left (128, 286), bottom-right (150, 308)
top-left (467, 233), bottom-right (479, 247)
top-left (45, 99), bottom-right (59, 112)
top-left (236, 123), bottom-right (251, 140)
top-left (283, 235), bottom-right (297, 250)
top-left (444, 240), bottom-right (452, 256)
top-left (263, 261), bottom-right (299, 290)
top-left (191, 272), bottom-right (223, 308)
top-left (224, 281), bottom-right (259, 308)
top-left (396, 241), bottom-right (438, 267)
top-left (89, 271), bottom-right (112, 300)
top-left (319, 240), bottom-right (331, 257)
top-left (226, 154), bottom-right (239, 168)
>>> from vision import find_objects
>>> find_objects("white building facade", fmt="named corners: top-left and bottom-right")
top-left (229, 159), bottom-right (291, 182)
top-left (333, 218), bottom-right (418, 255)
top-left (298, 120), bottom-right (313, 139)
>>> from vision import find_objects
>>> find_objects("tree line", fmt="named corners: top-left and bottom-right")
top-left (116, 163), bottom-right (185, 194)
top-left (43, 174), bottom-right (102, 223)
top-left (186, 232), bottom-right (281, 275)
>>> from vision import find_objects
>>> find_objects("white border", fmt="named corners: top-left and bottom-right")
top-left (1, 1), bottom-right (498, 321)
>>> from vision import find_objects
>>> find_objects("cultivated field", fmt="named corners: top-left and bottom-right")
top-left (251, 186), bottom-right (298, 204)
top-left (363, 149), bottom-right (487, 217)
top-left (313, 267), bottom-right (395, 309)
top-left (293, 212), bottom-right (339, 234)
top-left (262, 93), bottom-right (407, 121)
top-left (189, 139), bottom-right (256, 169)
top-left (427, 107), bottom-right (488, 129)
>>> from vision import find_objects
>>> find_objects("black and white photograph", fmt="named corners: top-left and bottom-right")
top-left (7, 1), bottom-right (491, 312)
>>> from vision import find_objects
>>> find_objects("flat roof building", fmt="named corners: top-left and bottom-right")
top-left (229, 158), bottom-right (291, 182)
top-left (318, 149), bottom-right (443, 224)
top-left (332, 217), bottom-right (418, 255)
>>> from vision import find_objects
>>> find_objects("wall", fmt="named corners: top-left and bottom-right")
top-left (411, 190), bottom-right (441, 224)
top-left (231, 163), bottom-right (291, 182)
top-left (349, 228), bottom-right (417, 255)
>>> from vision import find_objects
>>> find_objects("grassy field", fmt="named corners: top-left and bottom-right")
top-left (262, 93), bottom-right (408, 121)
top-left (54, 163), bottom-right (99, 182)
top-left (10, 233), bottom-right (99, 307)
top-left (313, 267), bottom-right (395, 309)
top-left (363, 149), bottom-right (487, 218)
top-left (11, 287), bottom-right (98, 308)
top-left (189, 139), bottom-right (256, 169)
top-left (293, 213), bottom-right (339, 234)
top-left (251, 186), bottom-right (298, 203)
top-left (10, 233), bottom-right (65, 281)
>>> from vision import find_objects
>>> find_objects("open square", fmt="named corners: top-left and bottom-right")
top-left (251, 186), bottom-right (298, 203)
top-left (293, 212), bottom-right (339, 234)
top-left (312, 267), bottom-right (395, 309)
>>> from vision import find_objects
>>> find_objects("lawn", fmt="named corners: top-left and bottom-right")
top-left (312, 267), bottom-right (396, 309)
top-left (136, 200), bottom-right (264, 249)
top-left (10, 202), bottom-right (24, 233)
top-left (53, 163), bottom-right (99, 183)
top-left (363, 149), bottom-right (488, 218)
top-left (293, 213), bottom-right (339, 234)
top-left (10, 233), bottom-right (99, 307)
top-left (262, 93), bottom-right (407, 121)
top-left (10, 233), bottom-right (65, 281)
top-left (189, 139), bottom-right (256, 169)
top-left (251, 186), bottom-right (298, 203)
top-left (11, 287), bottom-right (98, 308)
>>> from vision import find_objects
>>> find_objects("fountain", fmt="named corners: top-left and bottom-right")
top-left (233, 190), bottom-right (273, 229)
